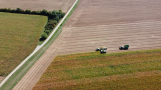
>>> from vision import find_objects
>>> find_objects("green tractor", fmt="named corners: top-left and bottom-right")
top-left (119, 45), bottom-right (129, 50)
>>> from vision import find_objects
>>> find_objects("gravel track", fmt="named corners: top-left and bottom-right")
top-left (12, 0), bottom-right (161, 89)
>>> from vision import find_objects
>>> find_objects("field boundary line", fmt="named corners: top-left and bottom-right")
top-left (0, 0), bottom-right (78, 88)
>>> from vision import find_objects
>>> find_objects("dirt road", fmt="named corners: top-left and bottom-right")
top-left (0, 0), bottom-right (75, 12)
top-left (13, 0), bottom-right (161, 89)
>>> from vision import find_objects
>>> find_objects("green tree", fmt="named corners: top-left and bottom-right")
top-left (16, 8), bottom-right (24, 13)
top-left (40, 9), bottom-right (48, 15)
top-left (24, 10), bottom-right (31, 14)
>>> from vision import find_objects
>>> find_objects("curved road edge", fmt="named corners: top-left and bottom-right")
top-left (0, 0), bottom-right (78, 88)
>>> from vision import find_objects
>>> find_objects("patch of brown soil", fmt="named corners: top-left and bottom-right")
top-left (0, 76), bottom-right (5, 83)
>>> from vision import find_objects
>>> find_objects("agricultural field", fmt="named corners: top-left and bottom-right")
top-left (0, 0), bottom-right (75, 12)
top-left (13, 0), bottom-right (161, 89)
top-left (33, 49), bottom-right (161, 90)
top-left (0, 12), bottom-right (47, 77)
top-left (56, 0), bottom-right (161, 55)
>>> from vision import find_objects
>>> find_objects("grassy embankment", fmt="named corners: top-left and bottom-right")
top-left (33, 49), bottom-right (161, 90)
top-left (0, 12), bottom-right (47, 76)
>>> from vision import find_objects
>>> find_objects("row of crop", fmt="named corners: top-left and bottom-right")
top-left (0, 8), bottom-right (65, 41)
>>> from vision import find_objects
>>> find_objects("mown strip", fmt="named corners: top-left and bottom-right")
top-left (33, 49), bottom-right (161, 90)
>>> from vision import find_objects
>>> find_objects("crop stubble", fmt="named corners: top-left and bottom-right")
top-left (58, 0), bottom-right (161, 55)
top-left (13, 0), bottom-right (161, 89)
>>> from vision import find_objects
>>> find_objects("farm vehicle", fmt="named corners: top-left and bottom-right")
top-left (96, 46), bottom-right (107, 54)
top-left (119, 45), bottom-right (129, 50)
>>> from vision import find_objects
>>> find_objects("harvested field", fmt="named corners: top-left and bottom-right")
top-left (57, 0), bottom-right (161, 55)
top-left (0, 12), bottom-right (47, 76)
top-left (57, 20), bottom-right (161, 55)
top-left (65, 0), bottom-right (161, 27)
top-left (0, 0), bottom-right (75, 12)
top-left (33, 50), bottom-right (161, 90)
top-left (13, 0), bottom-right (161, 89)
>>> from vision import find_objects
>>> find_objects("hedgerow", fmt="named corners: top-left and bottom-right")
top-left (0, 8), bottom-right (65, 41)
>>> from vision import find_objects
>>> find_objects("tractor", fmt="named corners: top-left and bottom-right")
top-left (95, 46), bottom-right (107, 54)
top-left (119, 45), bottom-right (129, 50)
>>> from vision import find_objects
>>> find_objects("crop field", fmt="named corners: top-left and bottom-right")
top-left (33, 49), bottom-right (161, 90)
top-left (13, 0), bottom-right (161, 89)
top-left (0, 12), bottom-right (47, 77)
top-left (0, 0), bottom-right (75, 12)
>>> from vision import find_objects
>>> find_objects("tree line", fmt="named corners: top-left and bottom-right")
top-left (0, 8), bottom-right (65, 40)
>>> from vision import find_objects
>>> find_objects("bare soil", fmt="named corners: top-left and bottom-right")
top-left (0, 0), bottom-right (75, 12)
top-left (0, 76), bottom-right (4, 83)
top-left (65, 0), bottom-right (161, 27)
top-left (56, 21), bottom-right (161, 55)
top-left (13, 0), bottom-right (161, 90)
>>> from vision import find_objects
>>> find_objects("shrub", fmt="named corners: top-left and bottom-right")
top-left (48, 19), bottom-right (53, 24)
top-left (54, 16), bottom-right (59, 22)
top-left (52, 10), bottom-right (58, 14)
top-left (0, 8), bottom-right (6, 12)
top-left (31, 11), bottom-right (38, 14)
top-left (59, 10), bottom-right (62, 14)
top-left (61, 13), bottom-right (65, 18)
top-left (48, 19), bottom-right (57, 25)
top-left (11, 9), bottom-right (16, 13)
top-left (45, 24), bottom-right (54, 30)
top-left (0, 8), bottom-right (11, 12)
top-left (44, 30), bottom-right (51, 35)
top-left (24, 9), bottom-right (31, 14)
top-left (41, 33), bottom-right (48, 40)
top-left (16, 8), bottom-right (24, 13)
top-left (40, 9), bottom-right (48, 15)
top-left (53, 20), bottom-right (57, 25)
top-left (7, 8), bottom-right (11, 12)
